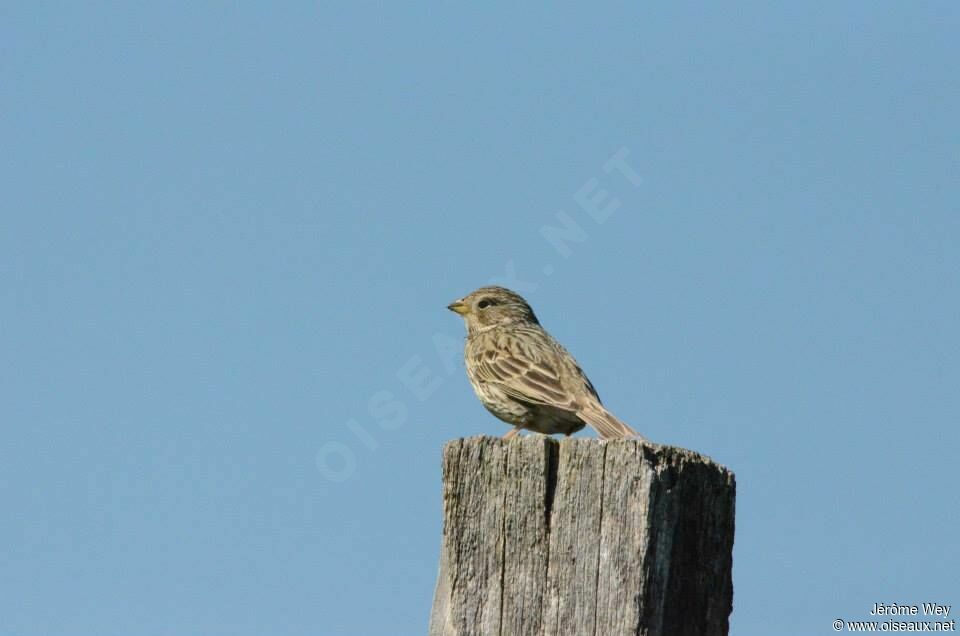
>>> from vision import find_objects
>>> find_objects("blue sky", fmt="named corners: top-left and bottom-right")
top-left (2, 3), bottom-right (958, 635)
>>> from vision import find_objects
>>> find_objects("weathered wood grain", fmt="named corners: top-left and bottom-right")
top-left (429, 436), bottom-right (735, 636)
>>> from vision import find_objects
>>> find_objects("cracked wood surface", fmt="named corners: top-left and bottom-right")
top-left (429, 436), bottom-right (735, 636)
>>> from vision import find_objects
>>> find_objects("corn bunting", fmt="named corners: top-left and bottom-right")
top-left (447, 286), bottom-right (645, 440)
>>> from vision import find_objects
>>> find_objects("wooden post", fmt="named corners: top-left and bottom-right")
top-left (428, 436), bottom-right (735, 636)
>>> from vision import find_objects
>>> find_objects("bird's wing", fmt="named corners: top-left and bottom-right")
top-left (471, 330), bottom-right (583, 412)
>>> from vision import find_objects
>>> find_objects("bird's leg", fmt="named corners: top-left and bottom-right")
top-left (503, 427), bottom-right (521, 440)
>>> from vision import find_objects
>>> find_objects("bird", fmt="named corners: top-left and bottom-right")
top-left (447, 286), bottom-right (646, 441)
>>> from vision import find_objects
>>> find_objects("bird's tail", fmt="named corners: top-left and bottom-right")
top-left (578, 402), bottom-right (647, 441)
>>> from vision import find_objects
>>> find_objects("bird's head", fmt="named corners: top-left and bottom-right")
top-left (447, 286), bottom-right (539, 332)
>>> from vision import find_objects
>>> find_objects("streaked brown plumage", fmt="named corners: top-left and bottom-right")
top-left (447, 286), bottom-right (646, 440)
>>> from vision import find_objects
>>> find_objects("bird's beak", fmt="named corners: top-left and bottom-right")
top-left (447, 300), bottom-right (470, 315)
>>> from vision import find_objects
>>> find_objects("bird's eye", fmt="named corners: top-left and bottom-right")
top-left (478, 299), bottom-right (494, 309)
